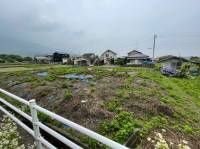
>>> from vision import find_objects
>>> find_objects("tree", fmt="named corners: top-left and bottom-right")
top-left (190, 56), bottom-right (200, 62)
top-left (0, 59), bottom-right (5, 63)
top-left (115, 58), bottom-right (127, 65)
top-left (23, 57), bottom-right (33, 61)
top-left (9, 55), bottom-right (24, 62)
top-left (179, 63), bottom-right (191, 78)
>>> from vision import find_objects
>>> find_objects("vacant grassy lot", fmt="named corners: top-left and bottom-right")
top-left (0, 63), bottom-right (69, 72)
top-left (0, 64), bottom-right (199, 148)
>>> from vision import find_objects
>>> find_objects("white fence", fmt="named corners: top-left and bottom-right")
top-left (0, 88), bottom-right (129, 149)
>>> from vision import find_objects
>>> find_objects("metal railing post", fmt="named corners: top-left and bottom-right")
top-left (29, 99), bottom-right (43, 149)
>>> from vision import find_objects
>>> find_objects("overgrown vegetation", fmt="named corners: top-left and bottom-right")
top-left (100, 111), bottom-right (140, 143)
top-left (0, 65), bottom-right (200, 148)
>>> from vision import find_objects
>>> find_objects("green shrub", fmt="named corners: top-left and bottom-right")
top-left (179, 63), bottom-right (191, 78)
top-left (115, 58), bottom-right (127, 65)
top-left (100, 111), bottom-right (140, 143)
top-left (0, 59), bottom-right (5, 63)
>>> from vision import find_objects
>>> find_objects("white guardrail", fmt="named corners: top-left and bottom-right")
top-left (0, 88), bottom-right (129, 149)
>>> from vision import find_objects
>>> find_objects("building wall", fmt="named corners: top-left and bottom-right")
top-left (128, 59), bottom-right (143, 65)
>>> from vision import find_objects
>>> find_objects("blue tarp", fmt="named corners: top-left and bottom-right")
top-left (64, 74), bottom-right (93, 80)
top-left (161, 66), bottom-right (178, 77)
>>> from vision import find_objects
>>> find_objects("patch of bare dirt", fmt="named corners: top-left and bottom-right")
top-left (95, 76), bottom-right (125, 100)
top-left (124, 98), bottom-right (173, 118)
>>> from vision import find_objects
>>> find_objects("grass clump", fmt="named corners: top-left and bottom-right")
top-left (61, 82), bottom-right (68, 88)
top-left (46, 75), bottom-right (56, 81)
top-left (64, 90), bottom-right (73, 100)
top-left (182, 124), bottom-right (194, 134)
top-left (106, 99), bottom-right (120, 112)
top-left (39, 91), bottom-right (48, 97)
top-left (90, 87), bottom-right (96, 93)
top-left (38, 112), bottom-right (51, 123)
top-left (139, 116), bottom-right (168, 138)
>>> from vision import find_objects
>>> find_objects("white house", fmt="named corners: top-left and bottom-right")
top-left (100, 50), bottom-right (117, 64)
top-left (126, 50), bottom-right (149, 65)
top-left (34, 55), bottom-right (52, 63)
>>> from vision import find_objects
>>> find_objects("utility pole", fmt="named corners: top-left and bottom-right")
top-left (153, 34), bottom-right (157, 60)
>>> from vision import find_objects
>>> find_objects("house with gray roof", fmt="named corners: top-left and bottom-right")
top-left (156, 55), bottom-right (188, 68)
top-left (126, 50), bottom-right (150, 66)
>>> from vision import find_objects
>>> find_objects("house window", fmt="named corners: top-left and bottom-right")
top-left (106, 54), bottom-right (109, 57)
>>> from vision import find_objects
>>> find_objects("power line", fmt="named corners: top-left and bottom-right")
top-left (159, 34), bottom-right (200, 39)
top-left (120, 37), bottom-right (154, 49)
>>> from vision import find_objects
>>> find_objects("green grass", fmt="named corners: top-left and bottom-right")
top-left (0, 63), bottom-right (69, 73)
top-left (135, 68), bottom-right (200, 135)
top-left (100, 67), bottom-right (200, 144)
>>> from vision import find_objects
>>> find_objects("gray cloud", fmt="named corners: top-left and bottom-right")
top-left (0, 0), bottom-right (200, 57)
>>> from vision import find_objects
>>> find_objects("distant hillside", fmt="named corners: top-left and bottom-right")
top-left (0, 54), bottom-right (32, 63)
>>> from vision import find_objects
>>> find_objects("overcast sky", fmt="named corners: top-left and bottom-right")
top-left (0, 0), bottom-right (200, 57)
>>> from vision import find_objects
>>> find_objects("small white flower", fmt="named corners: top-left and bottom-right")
top-left (170, 142), bottom-right (174, 145)
top-left (182, 140), bottom-right (188, 144)
top-left (147, 137), bottom-right (151, 141)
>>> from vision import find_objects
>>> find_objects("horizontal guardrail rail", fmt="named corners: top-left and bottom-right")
top-left (0, 88), bottom-right (129, 149)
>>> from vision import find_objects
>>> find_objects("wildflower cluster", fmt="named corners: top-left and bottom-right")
top-left (154, 132), bottom-right (169, 149)
top-left (0, 115), bottom-right (24, 148)
top-left (147, 129), bottom-right (191, 149)
top-left (0, 115), bottom-right (35, 149)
